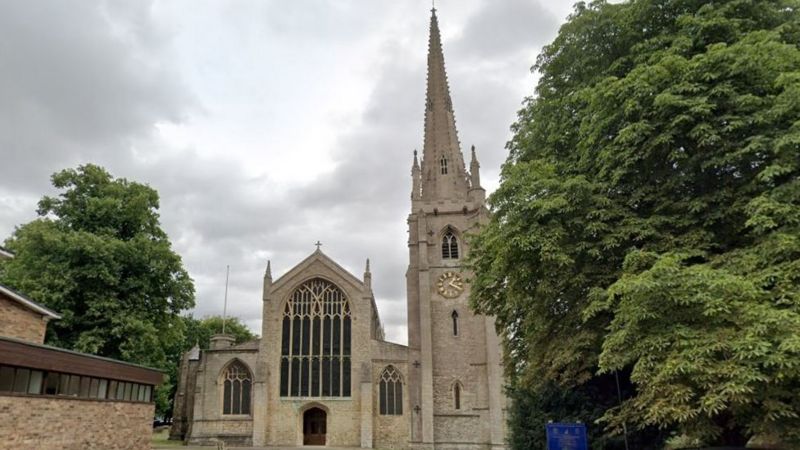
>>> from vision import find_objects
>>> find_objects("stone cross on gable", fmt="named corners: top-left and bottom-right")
top-left (314, 241), bottom-right (323, 250)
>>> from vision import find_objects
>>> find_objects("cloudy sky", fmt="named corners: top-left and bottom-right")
top-left (0, 0), bottom-right (576, 344)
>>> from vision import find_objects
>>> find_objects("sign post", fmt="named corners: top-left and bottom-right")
top-left (546, 422), bottom-right (588, 450)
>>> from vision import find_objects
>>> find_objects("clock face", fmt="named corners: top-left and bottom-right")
top-left (437, 271), bottom-right (464, 298)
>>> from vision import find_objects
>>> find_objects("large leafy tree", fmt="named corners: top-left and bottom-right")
top-left (0, 164), bottom-right (195, 369)
top-left (470, 0), bottom-right (800, 447)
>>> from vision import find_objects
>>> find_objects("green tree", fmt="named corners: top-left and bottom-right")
top-left (181, 315), bottom-right (257, 351)
top-left (0, 164), bottom-right (195, 405)
top-left (470, 0), bottom-right (800, 446)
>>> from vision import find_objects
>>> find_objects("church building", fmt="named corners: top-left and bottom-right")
top-left (170, 9), bottom-right (507, 449)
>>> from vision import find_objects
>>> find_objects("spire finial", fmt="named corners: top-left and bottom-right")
top-left (363, 257), bottom-right (372, 289)
top-left (265, 260), bottom-right (272, 279)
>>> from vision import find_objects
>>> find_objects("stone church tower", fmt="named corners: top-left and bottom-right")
top-left (406, 8), bottom-right (506, 450)
top-left (169, 8), bottom-right (506, 449)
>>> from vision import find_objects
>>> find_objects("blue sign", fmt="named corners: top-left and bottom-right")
top-left (546, 422), bottom-right (588, 450)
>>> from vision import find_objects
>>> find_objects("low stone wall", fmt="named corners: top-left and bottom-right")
top-left (0, 395), bottom-right (154, 450)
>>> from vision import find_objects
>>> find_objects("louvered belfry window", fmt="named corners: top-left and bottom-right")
top-left (280, 278), bottom-right (352, 397)
top-left (442, 230), bottom-right (459, 259)
top-left (222, 361), bottom-right (251, 415)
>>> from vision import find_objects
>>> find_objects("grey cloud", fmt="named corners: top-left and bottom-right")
top-left (0, 0), bottom-right (193, 188)
top-left (0, 1), bottom-right (563, 346)
top-left (451, 0), bottom-right (559, 60)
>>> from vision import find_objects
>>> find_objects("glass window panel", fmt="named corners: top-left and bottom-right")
top-left (301, 317), bottom-right (310, 356)
top-left (44, 372), bottom-right (59, 395)
top-left (388, 380), bottom-right (395, 414)
top-left (332, 319), bottom-right (341, 355)
top-left (331, 358), bottom-right (340, 397)
top-left (379, 380), bottom-right (387, 415)
top-left (291, 317), bottom-right (301, 355)
top-left (27, 370), bottom-right (43, 394)
top-left (138, 384), bottom-right (147, 402)
top-left (12, 368), bottom-right (29, 393)
top-left (98, 379), bottom-right (108, 399)
top-left (321, 357), bottom-right (330, 396)
top-left (280, 359), bottom-right (289, 397)
top-left (343, 317), bottom-right (351, 355)
top-left (79, 377), bottom-right (91, 397)
top-left (68, 374), bottom-right (80, 396)
top-left (322, 317), bottom-right (331, 354)
top-left (342, 358), bottom-right (350, 397)
top-left (396, 382), bottom-right (403, 415)
top-left (312, 318), bottom-right (321, 355)
top-left (78, 377), bottom-right (92, 397)
top-left (124, 382), bottom-right (132, 401)
top-left (89, 378), bottom-right (99, 398)
top-left (290, 358), bottom-right (300, 397)
top-left (131, 383), bottom-right (140, 402)
top-left (300, 358), bottom-right (309, 397)
top-left (223, 380), bottom-right (232, 414)
top-left (59, 374), bottom-right (70, 395)
top-left (241, 380), bottom-right (251, 414)
top-left (311, 357), bottom-right (320, 397)
top-left (108, 380), bottom-right (118, 399)
top-left (232, 380), bottom-right (241, 413)
top-left (0, 366), bottom-right (14, 392)
top-left (281, 317), bottom-right (290, 355)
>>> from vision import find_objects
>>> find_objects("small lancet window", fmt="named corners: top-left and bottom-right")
top-left (453, 382), bottom-right (462, 410)
top-left (379, 366), bottom-right (403, 416)
top-left (442, 230), bottom-right (459, 259)
top-left (222, 361), bottom-right (252, 415)
top-left (440, 157), bottom-right (448, 175)
top-left (451, 310), bottom-right (459, 336)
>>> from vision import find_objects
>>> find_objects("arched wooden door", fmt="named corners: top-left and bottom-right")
top-left (303, 407), bottom-right (326, 445)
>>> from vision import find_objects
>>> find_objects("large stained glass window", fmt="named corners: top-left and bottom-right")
top-left (222, 361), bottom-right (251, 415)
top-left (280, 278), bottom-right (352, 397)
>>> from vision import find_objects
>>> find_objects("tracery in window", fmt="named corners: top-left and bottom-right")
top-left (379, 366), bottom-right (403, 416)
top-left (453, 381), bottom-right (462, 410)
top-left (451, 310), bottom-right (459, 336)
top-left (280, 278), bottom-right (352, 398)
top-left (442, 230), bottom-right (459, 259)
top-left (440, 157), bottom-right (448, 174)
top-left (222, 361), bottom-right (252, 415)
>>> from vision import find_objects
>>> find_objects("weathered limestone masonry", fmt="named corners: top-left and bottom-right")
top-left (406, 9), bottom-right (507, 450)
top-left (0, 396), bottom-right (153, 450)
top-left (171, 7), bottom-right (507, 449)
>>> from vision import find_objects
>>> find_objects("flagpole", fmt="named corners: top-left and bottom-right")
top-left (222, 265), bottom-right (229, 335)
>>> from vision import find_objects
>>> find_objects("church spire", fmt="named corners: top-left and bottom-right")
top-left (420, 7), bottom-right (469, 201)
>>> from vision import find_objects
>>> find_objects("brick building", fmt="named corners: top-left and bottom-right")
top-left (170, 9), bottom-right (507, 449)
top-left (0, 283), bottom-right (163, 450)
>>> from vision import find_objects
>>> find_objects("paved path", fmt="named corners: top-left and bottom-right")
top-left (153, 445), bottom-right (363, 450)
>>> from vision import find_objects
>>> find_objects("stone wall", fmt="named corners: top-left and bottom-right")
top-left (0, 395), bottom-right (153, 450)
top-left (0, 295), bottom-right (47, 344)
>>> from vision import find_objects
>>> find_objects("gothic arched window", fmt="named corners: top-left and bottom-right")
top-left (451, 310), bottom-right (459, 336)
top-left (222, 361), bottom-right (251, 415)
top-left (442, 230), bottom-right (459, 259)
top-left (379, 365), bottom-right (403, 416)
top-left (453, 381), bottom-right (462, 410)
top-left (280, 278), bottom-right (352, 398)
top-left (440, 157), bottom-right (448, 174)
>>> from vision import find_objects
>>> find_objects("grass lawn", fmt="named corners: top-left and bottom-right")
top-left (151, 428), bottom-right (182, 448)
